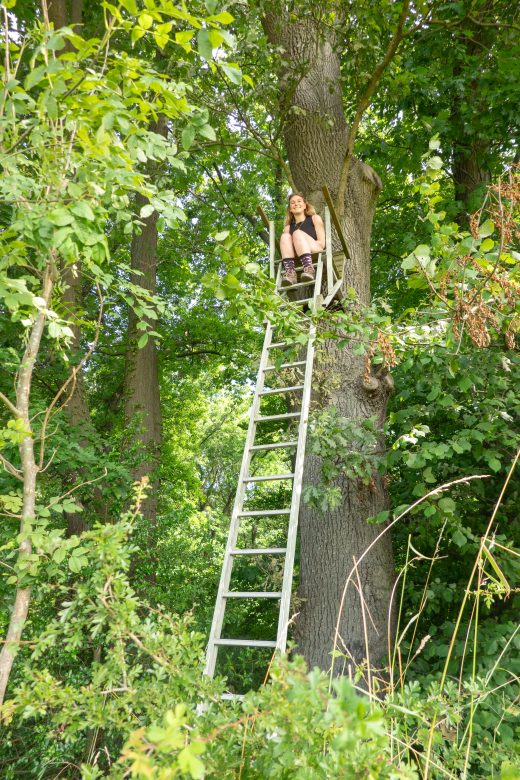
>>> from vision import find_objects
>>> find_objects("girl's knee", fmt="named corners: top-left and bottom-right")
top-left (280, 234), bottom-right (294, 252)
top-left (293, 233), bottom-right (309, 253)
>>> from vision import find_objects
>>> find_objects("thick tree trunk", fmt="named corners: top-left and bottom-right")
top-left (124, 119), bottom-right (166, 528)
top-left (452, 142), bottom-right (490, 220)
top-left (263, 15), bottom-right (395, 673)
top-left (60, 264), bottom-right (95, 535)
top-left (49, 0), bottom-right (94, 536)
top-left (450, 21), bottom-right (492, 224)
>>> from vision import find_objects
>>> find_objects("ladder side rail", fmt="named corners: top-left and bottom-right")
top-left (309, 248), bottom-right (325, 313)
top-left (204, 323), bottom-right (274, 677)
top-left (275, 248), bottom-right (283, 290)
top-left (276, 251), bottom-right (323, 649)
top-left (276, 320), bottom-right (317, 650)
top-left (269, 220), bottom-right (276, 280)
top-left (325, 206), bottom-right (333, 298)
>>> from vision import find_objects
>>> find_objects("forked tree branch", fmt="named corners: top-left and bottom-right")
top-left (336, 0), bottom-right (411, 215)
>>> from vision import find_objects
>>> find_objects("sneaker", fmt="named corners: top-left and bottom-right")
top-left (281, 268), bottom-right (298, 287)
top-left (300, 265), bottom-right (315, 282)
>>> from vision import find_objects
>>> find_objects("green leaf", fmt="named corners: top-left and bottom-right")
top-left (140, 204), bottom-right (155, 219)
top-left (401, 254), bottom-right (416, 270)
top-left (53, 547), bottom-right (67, 564)
top-left (422, 467), bottom-right (436, 484)
top-left (49, 209), bottom-right (74, 226)
top-left (154, 30), bottom-right (169, 49)
top-left (457, 375), bottom-right (473, 392)
top-left (138, 12), bottom-right (153, 30)
top-left (178, 744), bottom-right (205, 779)
top-left (208, 29), bottom-right (224, 48)
top-left (452, 529), bottom-right (467, 547)
top-left (427, 155), bottom-right (443, 170)
top-left (198, 124), bottom-right (216, 141)
top-left (214, 230), bottom-right (229, 241)
top-left (131, 26), bottom-right (146, 43)
top-left (181, 125), bottom-right (196, 150)
top-left (500, 761), bottom-right (520, 780)
top-left (175, 30), bottom-right (193, 47)
top-left (220, 62), bottom-right (242, 85)
top-left (480, 238), bottom-right (494, 252)
top-left (137, 333), bottom-right (149, 349)
top-left (205, 0), bottom-right (218, 12)
top-left (120, 0), bottom-right (138, 13)
top-left (69, 555), bottom-right (87, 573)
top-left (478, 219), bottom-right (494, 238)
top-left (209, 11), bottom-right (234, 24)
top-left (487, 456), bottom-right (501, 472)
top-left (197, 29), bottom-right (213, 60)
top-left (71, 201), bottom-right (95, 221)
top-left (438, 497), bottom-right (456, 514)
top-left (25, 65), bottom-right (46, 90)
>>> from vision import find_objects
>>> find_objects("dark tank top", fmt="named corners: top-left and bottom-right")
top-left (289, 215), bottom-right (317, 240)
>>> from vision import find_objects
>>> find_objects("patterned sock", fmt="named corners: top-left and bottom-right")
top-left (299, 253), bottom-right (312, 269)
top-left (282, 257), bottom-right (295, 271)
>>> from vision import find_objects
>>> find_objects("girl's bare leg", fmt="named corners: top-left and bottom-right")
top-left (292, 231), bottom-right (324, 280)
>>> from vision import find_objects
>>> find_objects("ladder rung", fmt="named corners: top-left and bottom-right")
top-left (250, 440), bottom-right (297, 451)
top-left (260, 385), bottom-right (304, 396)
top-left (230, 547), bottom-right (287, 555)
top-left (224, 591), bottom-right (282, 598)
top-left (267, 341), bottom-right (289, 349)
top-left (279, 298), bottom-right (315, 308)
top-left (214, 639), bottom-right (277, 648)
top-left (244, 473), bottom-right (294, 483)
top-left (277, 279), bottom-right (316, 291)
top-left (276, 259), bottom-right (319, 268)
top-left (238, 509), bottom-right (290, 517)
top-left (264, 361), bottom-right (306, 372)
top-left (255, 412), bottom-right (300, 422)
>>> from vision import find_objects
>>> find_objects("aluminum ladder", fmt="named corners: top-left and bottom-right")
top-left (204, 248), bottom-right (325, 688)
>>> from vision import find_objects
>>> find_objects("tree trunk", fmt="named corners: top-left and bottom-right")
top-left (450, 18), bottom-right (492, 223)
top-left (263, 14), bottom-right (396, 673)
top-left (124, 118), bottom-right (167, 529)
top-left (48, 0), bottom-right (93, 536)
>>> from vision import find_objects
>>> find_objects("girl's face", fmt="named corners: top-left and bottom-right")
top-left (289, 195), bottom-right (306, 214)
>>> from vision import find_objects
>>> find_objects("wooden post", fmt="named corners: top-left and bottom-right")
top-left (325, 205), bottom-right (333, 297)
top-left (269, 220), bottom-right (275, 279)
top-left (322, 186), bottom-right (350, 260)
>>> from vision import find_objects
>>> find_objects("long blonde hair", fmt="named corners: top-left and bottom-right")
top-left (284, 192), bottom-right (316, 226)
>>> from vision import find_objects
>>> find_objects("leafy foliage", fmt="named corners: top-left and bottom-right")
top-left (0, 0), bottom-right (519, 778)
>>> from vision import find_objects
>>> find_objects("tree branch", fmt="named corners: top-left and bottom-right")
top-left (0, 452), bottom-right (22, 481)
top-left (0, 392), bottom-right (21, 417)
top-left (336, 0), bottom-right (411, 215)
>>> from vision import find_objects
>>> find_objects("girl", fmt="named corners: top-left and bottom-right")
top-left (279, 192), bottom-right (325, 287)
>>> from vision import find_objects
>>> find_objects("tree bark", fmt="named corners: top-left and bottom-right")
top-left (449, 15), bottom-right (493, 224)
top-left (48, 0), bottom-right (94, 536)
top-left (123, 118), bottom-right (167, 529)
top-left (263, 13), bottom-right (396, 673)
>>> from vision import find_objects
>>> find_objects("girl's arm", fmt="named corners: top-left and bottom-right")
top-left (312, 214), bottom-right (325, 246)
top-left (282, 224), bottom-right (291, 234)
